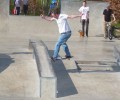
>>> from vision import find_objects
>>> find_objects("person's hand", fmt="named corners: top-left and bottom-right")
top-left (111, 20), bottom-right (116, 24)
top-left (40, 14), bottom-right (45, 19)
top-left (113, 19), bottom-right (116, 22)
top-left (40, 14), bottom-right (43, 17)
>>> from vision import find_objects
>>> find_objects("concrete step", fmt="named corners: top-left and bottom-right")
top-left (75, 60), bottom-right (116, 64)
top-left (75, 60), bottom-right (119, 72)
top-left (77, 64), bottom-right (113, 72)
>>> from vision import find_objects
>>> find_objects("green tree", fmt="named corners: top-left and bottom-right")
top-left (110, 0), bottom-right (120, 22)
top-left (28, 0), bottom-right (60, 16)
top-left (104, 0), bottom-right (120, 22)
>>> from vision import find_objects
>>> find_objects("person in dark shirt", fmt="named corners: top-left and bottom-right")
top-left (103, 5), bottom-right (115, 38)
top-left (14, 0), bottom-right (22, 15)
top-left (23, 0), bottom-right (28, 15)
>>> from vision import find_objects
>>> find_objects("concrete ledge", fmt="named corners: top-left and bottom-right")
top-left (114, 45), bottom-right (120, 66)
top-left (29, 39), bottom-right (57, 98)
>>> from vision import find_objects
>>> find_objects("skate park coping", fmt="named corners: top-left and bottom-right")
top-left (29, 39), bottom-right (57, 98)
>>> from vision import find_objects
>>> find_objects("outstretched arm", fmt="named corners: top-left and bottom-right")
top-left (41, 15), bottom-right (54, 21)
top-left (67, 14), bottom-right (82, 19)
top-left (112, 14), bottom-right (116, 21)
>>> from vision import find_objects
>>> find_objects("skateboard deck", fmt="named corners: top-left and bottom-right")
top-left (61, 56), bottom-right (73, 60)
top-left (50, 56), bottom-right (73, 62)
top-left (61, 57), bottom-right (71, 60)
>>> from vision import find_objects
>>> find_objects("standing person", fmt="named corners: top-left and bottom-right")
top-left (14, 0), bottom-right (22, 15)
top-left (41, 10), bottom-right (82, 62)
top-left (103, 5), bottom-right (116, 38)
top-left (23, 0), bottom-right (28, 15)
top-left (79, 0), bottom-right (89, 37)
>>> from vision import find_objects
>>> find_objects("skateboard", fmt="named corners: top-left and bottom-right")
top-left (50, 56), bottom-right (73, 62)
top-left (61, 56), bottom-right (73, 60)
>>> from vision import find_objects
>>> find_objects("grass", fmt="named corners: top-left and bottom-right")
top-left (113, 22), bottom-right (120, 37)
top-left (114, 22), bottom-right (120, 27)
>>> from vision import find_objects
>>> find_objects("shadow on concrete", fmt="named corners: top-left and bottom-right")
top-left (0, 54), bottom-right (15, 73)
top-left (66, 69), bottom-right (80, 73)
top-left (111, 65), bottom-right (120, 72)
top-left (48, 50), bottom-right (78, 98)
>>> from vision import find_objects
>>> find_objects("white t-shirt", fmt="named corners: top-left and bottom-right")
top-left (79, 6), bottom-right (89, 20)
top-left (15, 0), bottom-right (21, 7)
top-left (53, 14), bottom-right (71, 34)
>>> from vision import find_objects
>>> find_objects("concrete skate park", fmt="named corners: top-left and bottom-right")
top-left (0, 0), bottom-right (120, 100)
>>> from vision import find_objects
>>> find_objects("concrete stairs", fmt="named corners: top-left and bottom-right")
top-left (75, 60), bottom-right (119, 72)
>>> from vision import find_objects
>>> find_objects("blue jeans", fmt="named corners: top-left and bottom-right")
top-left (53, 31), bottom-right (71, 58)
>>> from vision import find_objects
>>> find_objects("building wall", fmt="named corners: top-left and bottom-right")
top-left (0, 0), bottom-right (9, 33)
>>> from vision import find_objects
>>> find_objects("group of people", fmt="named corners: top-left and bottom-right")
top-left (41, 0), bottom-right (115, 62)
top-left (13, 0), bottom-right (58, 16)
top-left (13, 0), bottom-right (28, 15)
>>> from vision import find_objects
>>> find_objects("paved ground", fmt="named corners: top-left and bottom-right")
top-left (0, 0), bottom-right (120, 100)
top-left (0, 47), bottom-right (40, 98)
top-left (46, 38), bottom-right (120, 100)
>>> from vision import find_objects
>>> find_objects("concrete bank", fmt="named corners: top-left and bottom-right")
top-left (29, 40), bottom-right (57, 98)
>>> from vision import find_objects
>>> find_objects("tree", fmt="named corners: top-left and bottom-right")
top-left (104, 0), bottom-right (120, 22)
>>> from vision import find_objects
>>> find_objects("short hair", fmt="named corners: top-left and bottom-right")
top-left (51, 8), bottom-right (60, 15)
top-left (83, 0), bottom-right (87, 3)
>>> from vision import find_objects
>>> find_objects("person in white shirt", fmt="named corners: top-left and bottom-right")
top-left (14, 0), bottom-right (22, 15)
top-left (79, 0), bottom-right (89, 37)
top-left (41, 9), bottom-right (82, 62)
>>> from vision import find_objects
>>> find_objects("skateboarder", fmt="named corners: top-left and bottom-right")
top-left (41, 9), bottom-right (82, 62)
